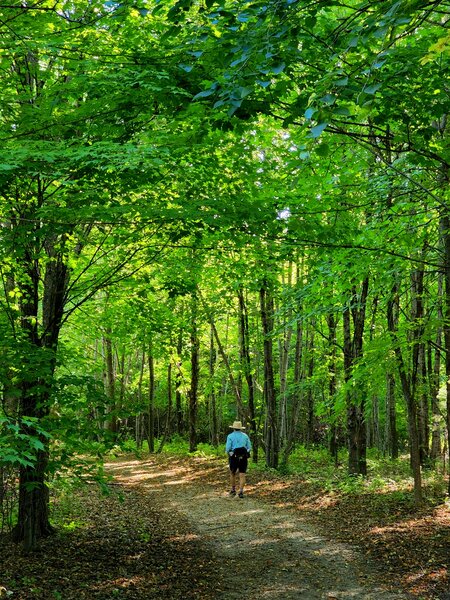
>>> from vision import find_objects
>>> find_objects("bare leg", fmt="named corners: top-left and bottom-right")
top-left (230, 471), bottom-right (236, 491)
top-left (239, 472), bottom-right (246, 493)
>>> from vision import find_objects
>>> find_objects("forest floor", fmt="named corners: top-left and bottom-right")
top-left (0, 454), bottom-right (449, 600)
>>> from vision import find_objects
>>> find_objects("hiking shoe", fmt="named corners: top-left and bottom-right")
top-left (229, 489), bottom-right (236, 496)
top-left (238, 491), bottom-right (244, 498)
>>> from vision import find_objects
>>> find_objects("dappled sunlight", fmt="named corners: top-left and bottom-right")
top-left (232, 508), bottom-right (265, 516)
top-left (271, 521), bottom-right (296, 530)
top-left (249, 537), bottom-right (282, 547)
top-left (168, 533), bottom-right (201, 542)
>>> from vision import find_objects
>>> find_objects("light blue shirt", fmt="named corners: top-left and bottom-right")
top-left (226, 430), bottom-right (251, 454)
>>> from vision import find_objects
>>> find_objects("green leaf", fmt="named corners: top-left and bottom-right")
top-left (320, 94), bottom-right (336, 105)
top-left (271, 62), bottom-right (286, 74)
top-left (193, 87), bottom-right (217, 100)
top-left (310, 122), bottom-right (328, 138)
top-left (364, 83), bottom-right (381, 94)
top-left (315, 143), bottom-right (329, 157)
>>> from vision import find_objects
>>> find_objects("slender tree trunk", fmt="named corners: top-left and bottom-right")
top-left (136, 349), bottom-right (146, 449)
top-left (238, 287), bottom-right (257, 461)
top-left (385, 372), bottom-right (399, 459)
top-left (344, 278), bottom-right (369, 476)
top-left (103, 328), bottom-right (116, 435)
top-left (411, 266), bottom-right (430, 467)
top-left (260, 282), bottom-right (279, 469)
top-left (175, 328), bottom-right (184, 435)
top-left (429, 342), bottom-right (442, 461)
top-left (279, 262), bottom-right (293, 448)
top-left (188, 296), bottom-right (199, 453)
top-left (305, 324), bottom-right (315, 446)
top-left (147, 341), bottom-right (155, 453)
top-left (157, 362), bottom-right (173, 453)
top-left (327, 313), bottom-right (339, 462)
top-left (199, 289), bottom-right (245, 420)
top-left (440, 209), bottom-right (450, 495)
top-left (387, 288), bottom-right (423, 506)
top-left (209, 325), bottom-right (219, 447)
top-left (282, 317), bottom-right (304, 464)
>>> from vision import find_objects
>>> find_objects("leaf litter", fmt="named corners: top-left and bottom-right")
top-left (1, 454), bottom-right (448, 599)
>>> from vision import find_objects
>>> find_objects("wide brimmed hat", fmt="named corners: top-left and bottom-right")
top-left (230, 420), bottom-right (245, 430)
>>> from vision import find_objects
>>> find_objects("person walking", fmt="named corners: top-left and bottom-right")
top-left (225, 420), bottom-right (252, 498)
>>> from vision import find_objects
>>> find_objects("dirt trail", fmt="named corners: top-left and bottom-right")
top-left (106, 456), bottom-right (411, 600)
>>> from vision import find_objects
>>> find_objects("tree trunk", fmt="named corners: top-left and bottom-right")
top-left (430, 330), bottom-right (442, 460)
top-left (387, 288), bottom-right (423, 506)
top-left (385, 372), bottom-right (399, 459)
top-left (103, 329), bottom-right (116, 435)
top-left (157, 362), bottom-right (173, 453)
top-left (209, 325), bottom-right (219, 447)
top-left (344, 278), bottom-right (369, 476)
top-left (260, 283), bottom-right (279, 469)
top-left (13, 235), bottom-right (68, 549)
top-left (440, 210), bottom-right (450, 495)
top-left (305, 324), bottom-right (315, 446)
top-left (175, 329), bottom-right (184, 435)
top-left (282, 316), bottom-right (304, 465)
top-left (327, 312), bottom-right (339, 462)
top-left (147, 342), bottom-right (155, 453)
top-left (238, 287), bottom-right (258, 461)
top-left (199, 289), bottom-right (245, 420)
top-left (188, 296), bottom-right (199, 453)
top-left (136, 349), bottom-right (146, 449)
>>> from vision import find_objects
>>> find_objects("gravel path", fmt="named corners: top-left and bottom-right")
top-left (107, 456), bottom-right (412, 600)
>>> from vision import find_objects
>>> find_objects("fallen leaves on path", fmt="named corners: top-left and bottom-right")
top-left (0, 482), bottom-right (224, 599)
top-left (1, 454), bottom-right (448, 600)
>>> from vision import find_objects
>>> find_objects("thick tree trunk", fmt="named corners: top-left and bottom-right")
top-left (260, 283), bottom-right (279, 469)
top-left (13, 236), bottom-right (68, 549)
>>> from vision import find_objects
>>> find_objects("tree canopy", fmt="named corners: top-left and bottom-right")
top-left (0, 0), bottom-right (449, 550)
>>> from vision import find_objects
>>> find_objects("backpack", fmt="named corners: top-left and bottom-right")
top-left (233, 447), bottom-right (248, 459)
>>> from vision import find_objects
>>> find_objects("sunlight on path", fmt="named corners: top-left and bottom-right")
top-left (106, 458), bottom-right (410, 600)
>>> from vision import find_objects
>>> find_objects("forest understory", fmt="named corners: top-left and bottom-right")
top-left (1, 454), bottom-right (448, 600)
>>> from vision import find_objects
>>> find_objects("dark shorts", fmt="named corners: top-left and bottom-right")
top-left (229, 455), bottom-right (248, 474)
